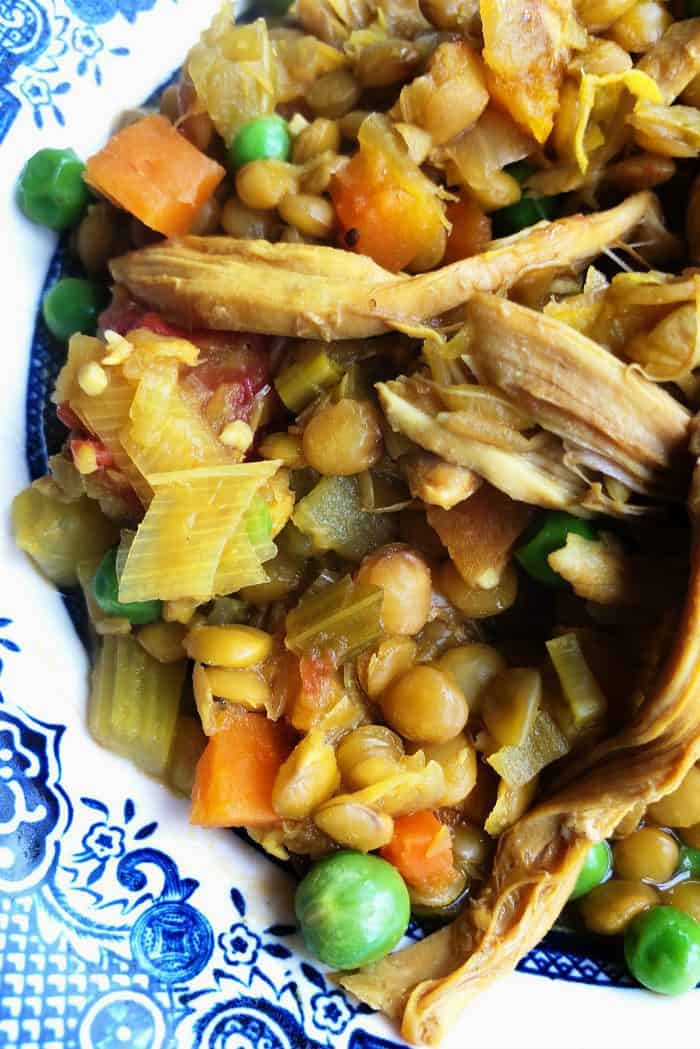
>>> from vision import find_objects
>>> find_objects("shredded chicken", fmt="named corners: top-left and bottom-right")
top-left (110, 193), bottom-right (653, 340)
top-left (338, 465), bottom-right (700, 1045)
top-left (404, 452), bottom-right (482, 509)
top-left (377, 375), bottom-right (590, 512)
top-left (548, 531), bottom-right (688, 607)
top-left (463, 292), bottom-right (691, 499)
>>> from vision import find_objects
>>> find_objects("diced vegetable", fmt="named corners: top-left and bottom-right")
top-left (93, 547), bottom-right (162, 624)
top-left (292, 474), bottom-right (396, 561)
top-left (244, 496), bottom-right (273, 548)
top-left (487, 709), bottom-right (570, 788)
top-left (491, 194), bottom-right (560, 238)
top-left (228, 115), bottom-right (291, 169)
top-left (167, 715), bottom-right (208, 796)
top-left (88, 634), bottom-right (186, 776)
top-left (190, 714), bottom-right (293, 827)
top-left (13, 484), bottom-right (119, 587)
top-left (17, 148), bottom-right (89, 230)
top-left (42, 278), bottom-right (108, 341)
top-left (547, 633), bottom-right (607, 731)
top-left (296, 851), bottom-right (410, 968)
top-left (84, 115), bottom-right (225, 236)
top-left (285, 575), bottom-right (383, 663)
top-left (381, 811), bottom-right (456, 891)
top-left (274, 343), bottom-right (344, 412)
top-left (516, 511), bottom-right (598, 588)
top-left (331, 113), bottom-right (446, 272)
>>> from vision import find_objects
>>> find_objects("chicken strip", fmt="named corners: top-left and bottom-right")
top-left (339, 464), bottom-right (700, 1045)
top-left (109, 193), bottom-right (653, 341)
top-left (464, 292), bottom-right (691, 498)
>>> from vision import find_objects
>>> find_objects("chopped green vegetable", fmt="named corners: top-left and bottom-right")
top-left (228, 115), bottom-right (291, 169)
top-left (17, 148), bottom-right (89, 230)
top-left (286, 575), bottom-right (383, 663)
top-left (292, 474), bottom-right (396, 561)
top-left (625, 906), bottom-right (700, 995)
top-left (547, 633), bottom-right (607, 731)
top-left (88, 634), bottom-right (186, 776)
top-left (296, 850), bottom-right (410, 968)
top-left (487, 709), bottom-right (570, 788)
top-left (505, 161), bottom-right (536, 186)
top-left (12, 483), bottom-right (118, 587)
top-left (42, 277), bottom-right (108, 340)
top-left (570, 841), bottom-right (612, 900)
top-left (207, 596), bottom-right (250, 625)
top-left (516, 511), bottom-right (598, 588)
top-left (492, 195), bottom-right (560, 238)
top-left (93, 548), bottom-right (162, 624)
top-left (275, 344), bottom-right (345, 412)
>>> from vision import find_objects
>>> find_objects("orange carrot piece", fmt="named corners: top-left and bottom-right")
top-left (85, 114), bottom-right (225, 237)
top-left (190, 713), bottom-right (293, 828)
top-left (443, 195), bottom-right (492, 264)
top-left (381, 811), bottom-right (456, 890)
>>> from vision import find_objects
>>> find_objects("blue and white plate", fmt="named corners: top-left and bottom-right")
top-left (0, 4), bottom-right (692, 1047)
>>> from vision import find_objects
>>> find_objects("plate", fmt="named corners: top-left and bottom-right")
top-left (0, 3), bottom-right (694, 1047)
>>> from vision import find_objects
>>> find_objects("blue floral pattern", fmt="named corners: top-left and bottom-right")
top-left (0, 0), bottom-right (159, 137)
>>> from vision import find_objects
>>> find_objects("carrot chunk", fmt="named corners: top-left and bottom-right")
top-left (85, 115), bottom-right (225, 236)
top-left (190, 713), bottom-right (293, 828)
top-left (381, 810), bottom-right (456, 890)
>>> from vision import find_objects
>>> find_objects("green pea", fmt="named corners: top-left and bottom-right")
top-left (42, 277), bottom-right (108, 341)
top-left (228, 116), bottom-right (291, 170)
top-left (491, 194), bottom-right (560, 238)
top-left (295, 850), bottom-right (410, 968)
top-left (516, 511), bottom-right (598, 588)
top-left (93, 548), bottom-right (162, 625)
top-left (570, 840), bottom-right (612, 901)
top-left (505, 161), bottom-right (536, 186)
top-left (625, 906), bottom-right (700, 995)
top-left (678, 846), bottom-right (700, 880)
top-left (17, 148), bottom-right (89, 231)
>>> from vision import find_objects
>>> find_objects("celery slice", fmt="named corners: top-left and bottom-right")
top-left (88, 635), bottom-right (186, 777)
top-left (286, 575), bottom-right (383, 663)
top-left (547, 633), bottom-right (607, 730)
top-left (292, 475), bottom-right (396, 561)
top-left (167, 715), bottom-right (207, 796)
top-left (274, 344), bottom-right (344, 412)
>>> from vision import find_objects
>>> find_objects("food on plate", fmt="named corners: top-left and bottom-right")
top-left (13, 1), bottom-right (700, 1043)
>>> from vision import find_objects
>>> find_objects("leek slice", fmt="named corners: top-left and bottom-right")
top-left (286, 575), bottom-right (383, 663)
top-left (119, 462), bottom-right (279, 603)
top-left (88, 635), bottom-right (186, 776)
top-left (292, 475), bottom-right (396, 561)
